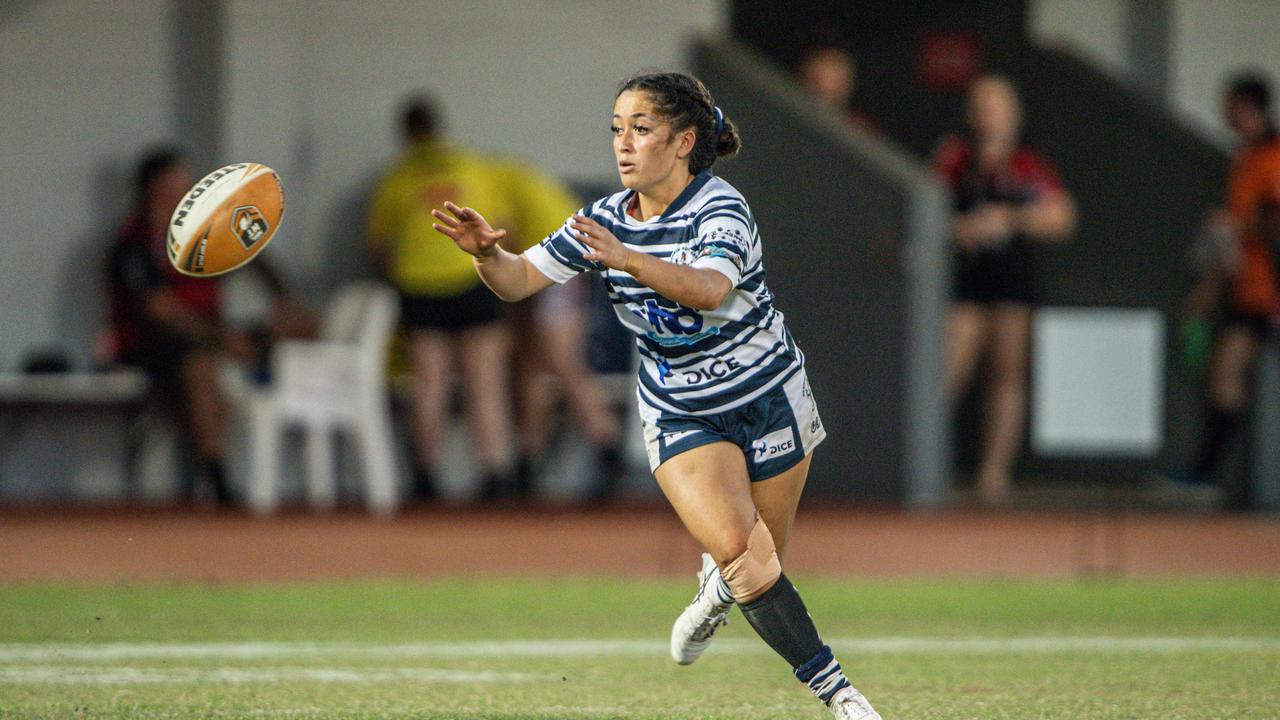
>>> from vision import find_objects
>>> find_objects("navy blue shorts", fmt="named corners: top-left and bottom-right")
top-left (638, 369), bottom-right (826, 482)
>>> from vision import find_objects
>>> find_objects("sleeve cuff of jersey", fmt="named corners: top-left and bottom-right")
top-left (691, 255), bottom-right (742, 287)
top-left (523, 244), bottom-right (577, 284)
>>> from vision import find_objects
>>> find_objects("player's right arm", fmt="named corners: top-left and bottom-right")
top-left (431, 201), bottom-right (554, 301)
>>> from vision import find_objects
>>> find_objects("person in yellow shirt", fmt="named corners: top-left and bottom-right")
top-left (503, 169), bottom-right (625, 502)
top-left (370, 94), bottom-right (618, 501)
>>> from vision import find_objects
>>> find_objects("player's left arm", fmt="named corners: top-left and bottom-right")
top-left (570, 215), bottom-right (731, 311)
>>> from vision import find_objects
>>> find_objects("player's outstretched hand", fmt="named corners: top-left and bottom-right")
top-left (572, 215), bottom-right (629, 269)
top-left (432, 201), bottom-right (508, 258)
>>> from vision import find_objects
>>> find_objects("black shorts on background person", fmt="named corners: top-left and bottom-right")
top-left (399, 284), bottom-right (505, 334)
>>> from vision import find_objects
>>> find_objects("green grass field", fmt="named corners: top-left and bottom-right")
top-left (1, 577), bottom-right (1277, 719)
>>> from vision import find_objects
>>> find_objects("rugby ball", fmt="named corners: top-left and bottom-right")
top-left (167, 163), bottom-right (284, 276)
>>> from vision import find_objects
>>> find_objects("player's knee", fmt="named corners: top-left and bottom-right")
top-left (708, 532), bottom-right (750, 567)
top-left (719, 516), bottom-right (781, 604)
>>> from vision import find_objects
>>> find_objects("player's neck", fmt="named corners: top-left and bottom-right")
top-left (635, 169), bottom-right (694, 220)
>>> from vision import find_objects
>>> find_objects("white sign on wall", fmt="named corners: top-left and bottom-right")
top-left (1032, 307), bottom-right (1164, 457)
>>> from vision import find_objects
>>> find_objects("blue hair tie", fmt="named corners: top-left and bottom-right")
top-left (713, 106), bottom-right (724, 136)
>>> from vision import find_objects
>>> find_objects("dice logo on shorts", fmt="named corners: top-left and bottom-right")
top-left (751, 427), bottom-right (796, 464)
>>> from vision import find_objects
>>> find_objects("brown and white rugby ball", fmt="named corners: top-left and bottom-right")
top-left (167, 163), bottom-right (284, 276)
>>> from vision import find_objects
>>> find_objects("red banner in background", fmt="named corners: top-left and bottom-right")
top-left (918, 30), bottom-right (985, 94)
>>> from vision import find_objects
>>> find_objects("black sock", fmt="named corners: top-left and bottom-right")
top-left (1194, 407), bottom-right (1242, 478)
top-left (738, 573), bottom-right (823, 668)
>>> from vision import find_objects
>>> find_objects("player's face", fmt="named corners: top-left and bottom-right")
top-left (612, 90), bottom-right (692, 192)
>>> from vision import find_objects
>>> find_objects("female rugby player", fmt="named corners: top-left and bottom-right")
top-left (431, 72), bottom-right (881, 720)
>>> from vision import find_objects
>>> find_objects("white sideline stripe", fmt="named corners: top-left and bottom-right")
top-left (0, 636), bottom-right (1275, 662)
top-left (0, 666), bottom-right (541, 686)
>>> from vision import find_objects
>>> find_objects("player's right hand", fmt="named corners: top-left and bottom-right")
top-left (431, 201), bottom-right (508, 258)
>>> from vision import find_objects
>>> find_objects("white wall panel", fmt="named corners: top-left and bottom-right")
top-left (1029, 0), bottom-right (1130, 78)
top-left (222, 0), bottom-right (727, 287)
top-left (1169, 0), bottom-right (1280, 146)
top-left (0, 0), bottom-right (175, 369)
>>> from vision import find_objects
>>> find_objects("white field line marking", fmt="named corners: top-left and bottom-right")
top-left (0, 636), bottom-right (1276, 663)
top-left (0, 666), bottom-right (543, 685)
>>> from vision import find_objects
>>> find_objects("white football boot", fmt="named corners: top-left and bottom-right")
top-left (826, 686), bottom-right (883, 720)
top-left (669, 553), bottom-right (734, 665)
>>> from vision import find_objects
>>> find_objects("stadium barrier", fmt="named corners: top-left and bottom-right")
top-left (694, 38), bottom-right (951, 505)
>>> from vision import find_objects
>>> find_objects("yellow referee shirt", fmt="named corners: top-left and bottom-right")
top-left (368, 141), bottom-right (579, 297)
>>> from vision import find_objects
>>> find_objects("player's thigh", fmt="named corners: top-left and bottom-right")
top-left (1209, 325), bottom-right (1259, 408)
top-left (986, 303), bottom-right (1031, 383)
top-left (654, 441), bottom-right (758, 565)
top-left (946, 302), bottom-right (990, 397)
top-left (750, 451), bottom-right (812, 561)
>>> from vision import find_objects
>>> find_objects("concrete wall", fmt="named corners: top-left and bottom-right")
top-left (0, 0), bottom-right (726, 370)
top-left (1029, 0), bottom-right (1130, 77)
top-left (1169, 0), bottom-right (1280, 145)
top-left (0, 0), bottom-right (175, 370)
top-left (0, 0), bottom-right (724, 502)
top-left (221, 0), bottom-right (726, 299)
top-left (1031, 0), bottom-right (1280, 145)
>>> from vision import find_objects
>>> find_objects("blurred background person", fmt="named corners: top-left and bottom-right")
top-left (368, 95), bottom-right (514, 502)
top-left (1171, 72), bottom-right (1280, 501)
top-left (371, 93), bottom-right (622, 503)
top-left (795, 44), bottom-right (877, 131)
top-left (105, 147), bottom-right (313, 508)
top-left (511, 275), bottom-right (625, 503)
top-left (933, 76), bottom-right (1077, 504)
top-left (499, 162), bottom-right (626, 502)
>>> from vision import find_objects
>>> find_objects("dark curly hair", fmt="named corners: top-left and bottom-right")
top-left (616, 72), bottom-right (741, 175)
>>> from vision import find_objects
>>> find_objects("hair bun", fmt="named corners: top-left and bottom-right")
top-left (715, 115), bottom-right (741, 159)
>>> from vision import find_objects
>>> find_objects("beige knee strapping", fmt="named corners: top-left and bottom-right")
top-left (720, 516), bottom-right (782, 603)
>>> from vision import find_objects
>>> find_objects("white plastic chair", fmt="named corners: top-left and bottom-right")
top-left (244, 282), bottom-right (400, 516)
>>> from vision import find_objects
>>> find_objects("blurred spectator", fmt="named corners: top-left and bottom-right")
top-left (795, 45), bottom-right (877, 131)
top-left (370, 93), bottom-right (617, 502)
top-left (933, 76), bottom-right (1077, 504)
top-left (105, 147), bottom-right (314, 507)
top-left (1172, 72), bottom-right (1280, 500)
top-left (511, 277), bottom-right (625, 503)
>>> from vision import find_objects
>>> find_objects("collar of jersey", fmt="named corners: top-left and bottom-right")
top-left (620, 170), bottom-right (714, 224)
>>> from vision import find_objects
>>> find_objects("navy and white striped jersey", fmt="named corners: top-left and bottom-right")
top-left (523, 171), bottom-right (804, 416)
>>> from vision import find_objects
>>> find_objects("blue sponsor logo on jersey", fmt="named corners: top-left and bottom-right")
top-left (641, 298), bottom-right (703, 335)
top-left (645, 327), bottom-right (721, 346)
top-left (633, 297), bottom-right (723, 346)
top-left (657, 358), bottom-right (673, 385)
